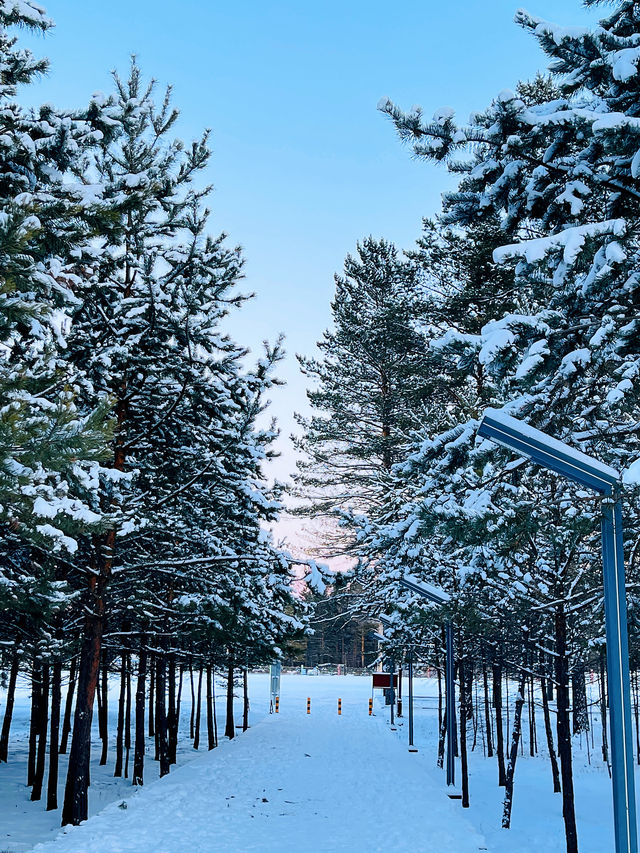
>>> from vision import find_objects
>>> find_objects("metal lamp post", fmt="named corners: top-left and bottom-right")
top-left (398, 575), bottom-right (456, 789)
top-left (478, 407), bottom-right (637, 853)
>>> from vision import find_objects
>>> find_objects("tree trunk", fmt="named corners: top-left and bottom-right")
top-left (167, 654), bottom-right (177, 764)
top-left (437, 708), bottom-right (446, 769)
top-left (31, 663), bottom-right (49, 802)
top-left (61, 608), bottom-right (104, 826)
top-left (206, 665), bottom-right (215, 750)
top-left (243, 666), bottom-right (249, 731)
top-left (124, 654), bottom-right (132, 778)
top-left (46, 661), bottom-right (62, 811)
top-left (502, 669), bottom-right (527, 828)
top-left (99, 652), bottom-right (108, 766)
top-left (0, 649), bottom-right (19, 762)
top-left (114, 652), bottom-right (127, 777)
top-left (27, 660), bottom-right (41, 787)
top-left (193, 668), bottom-right (202, 750)
top-left (541, 673), bottom-right (562, 793)
top-left (483, 659), bottom-right (493, 758)
top-left (600, 644), bottom-right (609, 766)
top-left (59, 656), bottom-right (77, 755)
top-left (212, 667), bottom-right (218, 747)
top-left (189, 663), bottom-right (195, 739)
top-left (172, 665), bottom-right (183, 764)
top-left (528, 674), bottom-right (537, 756)
top-left (555, 606), bottom-right (579, 853)
top-left (459, 654), bottom-right (470, 808)
top-left (148, 657), bottom-right (155, 738)
top-left (155, 655), bottom-right (170, 777)
top-left (225, 660), bottom-right (235, 739)
top-left (132, 644), bottom-right (147, 787)
top-left (492, 660), bottom-right (506, 787)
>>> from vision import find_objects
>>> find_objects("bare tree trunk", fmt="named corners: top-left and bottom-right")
top-left (0, 650), bottom-right (19, 762)
top-left (243, 666), bottom-right (249, 731)
top-left (124, 655), bottom-right (131, 779)
top-left (189, 663), bottom-right (195, 739)
top-left (193, 668), bottom-right (202, 750)
top-left (493, 660), bottom-right (506, 787)
top-left (27, 660), bottom-right (41, 787)
top-left (555, 606), bottom-right (578, 853)
top-left (114, 652), bottom-right (127, 777)
top-left (99, 652), bottom-right (108, 766)
top-left (600, 644), bottom-right (609, 766)
top-left (62, 607), bottom-right (104, 826)
top-left (459, 653), bottom-right (470, 808)
top-left (173, 665), bottom-right (183, 764)
top-left (225, 659), bottom-right (235, 740)
top-left (46, 661), bottom-right (62, 811)
top-left (541, 672), bottom-right (561, 793)
top-left (132, 644), bottom-right (146, 786)
top-left (212, 667), bottom-right (218, 747)
top-left (437, 708), bottom-right (447, 769)
top-left (155, 655), bottom-right (170, 777)
top-left (167, 655), bottom-right (177, 765)
top-left (59, 656), bottom-right (77, 755)
top-left (502, 670), bottom-right (527, 828)
top-left (148, 657), bottom-right (155, 738)
top-left (483, 658), bottom-right (493, 758)
top-left (31, 663), bottom-right (49, 802)
top-left (206, 665), bottom-right (215, 750)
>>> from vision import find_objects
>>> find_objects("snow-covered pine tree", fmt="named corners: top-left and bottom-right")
top-left (294, 237), bottom-right (429, 553)
top-left (372, 6), bottom-right (640, 847)
top-left (61, 59), bottom-right (302, 822)
top-left (0, 1), bottom-right (118, 778)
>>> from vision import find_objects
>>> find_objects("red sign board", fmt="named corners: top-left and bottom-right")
top-left (372, 673), bottom-right (398, 689)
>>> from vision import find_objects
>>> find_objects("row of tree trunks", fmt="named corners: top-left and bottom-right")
top-left (10, 650), bottom-right (243, 823)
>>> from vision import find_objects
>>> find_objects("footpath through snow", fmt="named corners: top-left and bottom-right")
top-left (32, 675), bottom-right (487, 853)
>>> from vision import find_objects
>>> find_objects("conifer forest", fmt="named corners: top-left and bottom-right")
top-left (5, 1), bottom-right (640, 852)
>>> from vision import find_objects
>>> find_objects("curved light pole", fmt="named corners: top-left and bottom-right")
top-left (478, 407), bottom-right (637, 853)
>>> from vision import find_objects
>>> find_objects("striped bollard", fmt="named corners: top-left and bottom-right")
top-left (307, 697), bottom-right (311, 714)
top-left (368, 698), bottom-right (373, 716)
top-left (275, 696), bottom-right (279, 713)
top-left (338, 698), bottom-right (342, 715)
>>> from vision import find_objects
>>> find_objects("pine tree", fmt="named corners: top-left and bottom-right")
top-left (294, 237), bottom-right (429, 550)
top-left (370, 5), bottom-right (640, 847)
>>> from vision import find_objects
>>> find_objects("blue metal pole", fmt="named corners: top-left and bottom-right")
top-left (602, 496), bottom-right (638, 853)
top-left (445, 621), bottom-right (455, 787)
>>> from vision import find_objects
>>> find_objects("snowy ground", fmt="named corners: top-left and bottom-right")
top-left (0, 671), bottom-right (626, 851)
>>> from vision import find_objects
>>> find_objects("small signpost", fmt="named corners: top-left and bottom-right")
top-left (269, 662), bottom-right (281, 714)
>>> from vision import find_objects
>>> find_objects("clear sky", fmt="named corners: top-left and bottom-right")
top-left (21, 0), bottom-right (600, 523)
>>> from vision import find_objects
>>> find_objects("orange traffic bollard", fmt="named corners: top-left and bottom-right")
top-left (307, 697), bottom-right (311, 714)
top-left (368, 698), bottom-right (373, 716)
top-left (275, 696), bottom-right (279, 713)
top-left (338, 698), bottom-right (342, 715)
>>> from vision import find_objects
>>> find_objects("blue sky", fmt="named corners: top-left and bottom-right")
top-left (23, 0), bottom-right (600, 491)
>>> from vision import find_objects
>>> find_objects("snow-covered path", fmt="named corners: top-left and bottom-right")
top-left (32, 675), bottom-right (487, 853)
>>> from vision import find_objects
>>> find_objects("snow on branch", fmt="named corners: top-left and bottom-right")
top-left (493, 219), bottom-right (626, 267)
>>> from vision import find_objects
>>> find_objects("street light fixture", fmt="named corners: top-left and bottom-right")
top-left (478, 407), bottom-right (637, 853)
